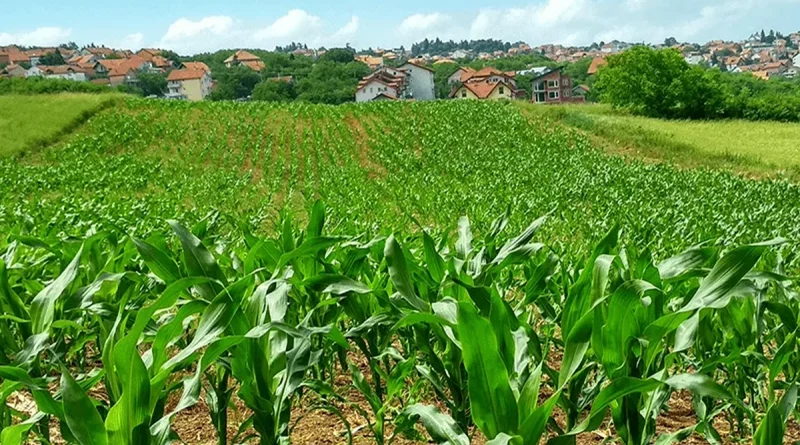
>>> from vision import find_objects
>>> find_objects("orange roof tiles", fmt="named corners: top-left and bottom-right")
top-left (588, 57), bottom-right (607, 75)
top-left (182, 61), bottom-right (210, 72)
top-left (167, 69), bottom-right (207, 81)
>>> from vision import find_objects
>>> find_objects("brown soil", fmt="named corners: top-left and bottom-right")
top-left (343, 113), bottom-right (387, 179)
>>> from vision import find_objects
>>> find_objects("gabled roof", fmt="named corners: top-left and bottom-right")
top-left (530, 67), bottom-right (563, 82)
top-left (182, 61), bottom-right (210, 72)
top-left (107, 55), bottom-right (148, 76)
top-left (167, 69), bottom-right (207, 81)
top-left (151, 56), bottom-right (173, 68)
top-left (241, 60), bottom-right (266, 71)
top-left (225, 50), bottom-right (261, 64)
top-left (451, 79), bottom-right (512, 99)
top-left (587, 57), bottom-right (607, 75)
top-left (400, 60), bottom-right (434, 73)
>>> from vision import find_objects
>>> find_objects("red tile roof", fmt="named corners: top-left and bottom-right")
top-left (182, 61), bottom-right (210, 72)
top-left (167, 69), bottom-right (207, 81)
top-left (225, 50), bottom-right (261, 64)
top-left (588, 57), bottom-right (607, 75)
top-left (241, 60), bottom-right (266, 71)
top-left (451, 80), bottom-right (513, 99)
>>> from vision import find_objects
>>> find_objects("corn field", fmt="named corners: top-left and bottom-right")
top-left (1, 99), bottom-right (799, 444)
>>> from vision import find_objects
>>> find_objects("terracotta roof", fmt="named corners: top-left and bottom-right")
top-left (91, 78), bottom-right (111, 85)
top-left (167, 69), bottom-right (207, 81)
top-left (151, 56), bottom-right (172, 68)
top-left (86, 47), bottom-right (115, 56)
top-left (37, 65), bottom-right (84, 75)
top-left (268, 75), bottom-right (294, 83)
top-left (225, 50), bottom-right (261, 64)
top-left (108, 55), bottom-right (148, 77)
top-left (433, 58), bottom-right (457, 65)
top-left (588, 57), bottom-right (607, 75)
top-left (459, 67), bottom-right (477, 82)
top-left (241, 60), bottom-right (266, 71)
top-left (752, 71), bottom-right (770, 80)
top-left (182, 61), bottom-right (210, 72)
top-left (98, 59), bottom-right (125, 70)
top-left (451, 80), bottom-right (512, 99)
top-left (401, 60), bottom-right (434, 73)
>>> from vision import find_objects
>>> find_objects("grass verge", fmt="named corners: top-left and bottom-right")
top-left (518, 103), bottom-right (800, 180)
top-left (0, 93), bottom-right (123, 158)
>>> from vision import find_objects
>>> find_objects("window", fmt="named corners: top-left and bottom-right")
top-left (564, 90), bottom-right (570, 97)
top-left (548, 91), bottom-right (560, 100)
top-left (547, 79), bottom-right (559, 88)
top-left (499, 86), bottom-right (505, 94)
top-left (534, 92), bottom-right (546, 103)
top-left (564, 78), bottom-right (570, 86)
top-left (370, 87), bottom-right (373, 93)
top-left (534, 82), bottom-right (545, 92)
top-left (461, 90), bottom-right (467, 98)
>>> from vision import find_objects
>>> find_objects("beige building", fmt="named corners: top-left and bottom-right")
top-left (166, 69), bottom-right (212, 101)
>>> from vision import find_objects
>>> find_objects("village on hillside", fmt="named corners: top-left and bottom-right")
top-left (2, 29), bottom-right (799, 103)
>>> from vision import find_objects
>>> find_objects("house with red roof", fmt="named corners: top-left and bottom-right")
top-left (531, 67), bottom-right (584, 104)
top-left (225, 50), bottom-right (265, 71)
top-left (166, 69), bottom-right (212, 101)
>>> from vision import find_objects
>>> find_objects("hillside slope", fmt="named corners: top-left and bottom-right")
top-left (3, 98), bottom-right (800, 260)
top-left (0, 93), bottom-right (121, 158)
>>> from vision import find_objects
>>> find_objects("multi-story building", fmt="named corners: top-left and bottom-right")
top-left (166, 69), bottom-right (213, 101)
top-left (531, 68), bottom-right (585, 104)
top-left (355, 61), bottom-right (435, 102)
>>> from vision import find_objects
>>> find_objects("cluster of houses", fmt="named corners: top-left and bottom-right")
top-left (0, 45), bottom-right (215, 101)
top-left (355, 59), bottom-right (586, 104)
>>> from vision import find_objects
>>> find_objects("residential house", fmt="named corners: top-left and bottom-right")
top-left (83, 47), bottom-right (116, 58)
top-left (68, 54), bottom-right (103, 75)
top-left (355, 67), bottom-right (407, 102)
top-left (451, 49), bottom-right (470, 59)
top-left (181, 61), bottom-right (210, 73)
top-left (449, 80), bottom-right (515, 100)
top-left (356, 55), bottom-right (384, 70)
top-left (398, 61), bottom-right (435, 100)
top-left (25, 49), bottom-right (50, 66)
top-left (224, 50), bottom-right (265, 71)
top-left (791, 33), bottom-right (800, 47)
top-left (23, 66), bottom-right (42, 77)
top-left (166, 69), bottom-right (212, 101)
top-left (587, 57), bottom-right (607, 75)
top-left (107, 55), bottom-right (150, 87)
top-left (516, 66), bottom-right (550, 77)
top-left (447, 67), bottom-right (476, 85)
top-left (684, 53), bottom-right (704, 65)
top-left (34, 65), bottom-right (88, 81)
top-left (136, 48), bottom-right (161, 62)
top-left (0, 46), bottom-right (29, 65)
top-left (462, 67), bottom-right (517, 89)
top-left (793, 53), bottom-right (800, 68)
top-left (531, 68), bottom-right (584, 104)
top-left (785, 67), bottom-right (798, 79)
top-left (601, 41), bottom-right (629, 54)
top-left (268, 76), bottom-right (294, 84)
top-left (0, 52), bottom-right (8, 66)
top-left (2, 64), bottom-right (26, 77)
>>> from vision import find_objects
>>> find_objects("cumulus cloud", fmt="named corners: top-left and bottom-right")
top-left (329, 16), bottom-right (360, 45)
top-left (399, 13), bottom-right (451, 35)
top-left (119, 32), bottom-right (144, 49)
top-left (0, 27), bottom-right (72, 46)
top-left (254, 9), bottom-right (322, 40)
top-left (156, 10), bottom-right (360, 54)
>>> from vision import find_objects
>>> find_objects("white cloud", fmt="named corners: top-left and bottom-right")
top-left (254, 9), bottom-right (322, 40)
top-left (328, 16), bottom-right (360, 45)
top-left (162, 16), bottom-right (234, 43)
top-left (0, 27), bottom-right (72, 46)
top-left (399, 13), bottom-right (451, 35)
top-left (119, 32), bottom-right (144, 49)
top-left (156, 10), bottom-right (360, 54)
top-left (468, 0), bottom-right (591, 43)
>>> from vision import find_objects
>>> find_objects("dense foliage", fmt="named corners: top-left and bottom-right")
top-left (181, 48), bottom-right (370, 103)
top-left (1, 99), bottom-right (799, 443)
top-left (595, 46), bottom-right (800, 121)
top-left (411, 38), bottom-right (525, 57)
top-left (0, 77), bottom-right (119, 95)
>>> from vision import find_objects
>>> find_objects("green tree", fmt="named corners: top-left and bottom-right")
top-left (320, 48), bottom-right (356, 64)
top-left (209, 66), bottom-right (263, 100)
top-left (252, 80), bottom-right (296, 102)
top-left (137, 72), bottom-right (168, 97)
top-left (161, 50), bottom-right (182, 65)
top-left (39, 50), bottom-right (65, 66)
top-left (595, 46), bottom-right (724, 119)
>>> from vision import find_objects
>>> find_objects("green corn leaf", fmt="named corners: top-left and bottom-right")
top-left (423, 231), bottom-right (446, 284)
top-left (400, 404), bottom-right (469, 445)
top-left (458, 300), bottom-right (518, 439)
top-left (385, 234), bottom-right (429, 312)
top-left (519, 391), bottom-right (561, 445)
top-left (656, 246), bottom-right (715, 281)
top-left (753, 404), bottom-right (784, 445)
top-left (30, 245), bottom-right (83, 334)
top-left (61, 368), bottom-right (108, 445)
top-left (681, 242), bottom-right (771, 312)
top-left (132, 237), bottom-right (181, 283)
top-left (486, 432), bottom-right (523, 445)
top-left (168, 220), bottom-right (228, 300)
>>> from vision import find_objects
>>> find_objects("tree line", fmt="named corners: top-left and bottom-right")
top-left (595, 46), bottom-right (800, 122)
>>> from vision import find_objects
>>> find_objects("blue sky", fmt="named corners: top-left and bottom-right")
top-left (2, 0), bottom-right (799, 54)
